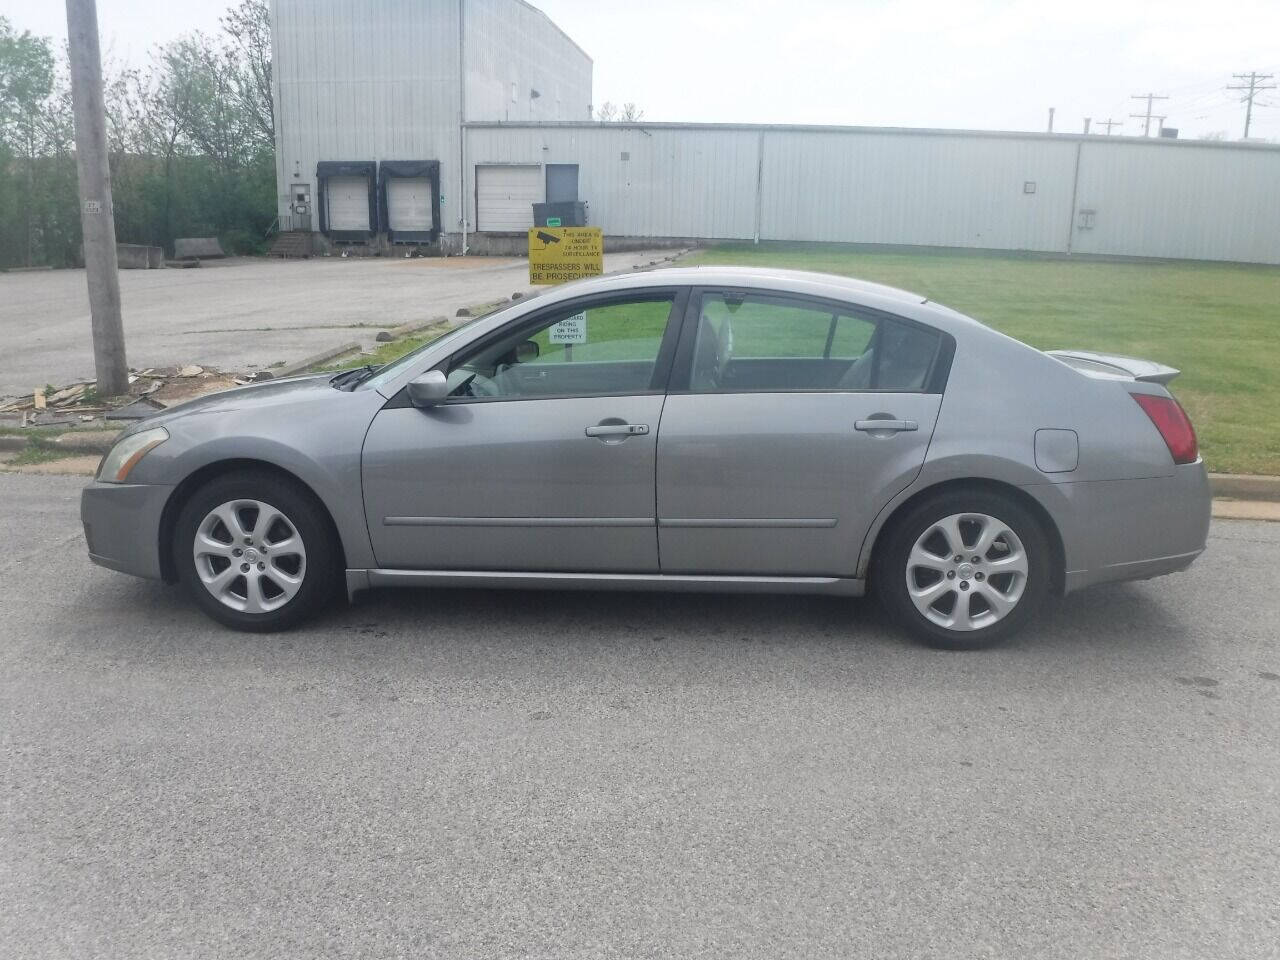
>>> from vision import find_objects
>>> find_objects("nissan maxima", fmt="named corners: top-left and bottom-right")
top-left (81, 267), bottom-right (1210, 649)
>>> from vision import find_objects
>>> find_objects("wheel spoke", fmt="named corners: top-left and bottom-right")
top-left (266, 535), bottom-right (302, 557)
top-left (213, 503), bottom-right (250, 541)
top-left (908, 544), bottom-right (949, 572)
top-left (975, 581), bottom-right (1014, 619)
top-left (242, 573), bottom-right (268, 614)
top-left (936, 515), bottom-right (967, 555)
top-left (199, 563), bottom-right (239, 592)
top-left (266, 562), bottom-right (303, 590)
top-left (908, 577), bottom-right (952, 609)
top-left (194, 533), bottom-right (237, 559)
top-left (986, 550), bottom-right (1029, 577)
top-left (971, 519), bottom-right (1003, 559)
top-left (254, 506), bottom-right (286, 542)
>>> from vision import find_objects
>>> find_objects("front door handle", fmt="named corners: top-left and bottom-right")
top-left (585, 423), bottom-right (649, 439)
top-left (855, 419), bottom-right (918, 433)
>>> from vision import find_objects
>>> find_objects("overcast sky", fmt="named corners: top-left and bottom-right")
top-left (5, 0), bottom-right (1277, 140)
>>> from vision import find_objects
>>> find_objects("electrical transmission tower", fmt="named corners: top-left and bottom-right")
top-left (1130, 92), bottom-right (1170, 136)
top-left (1227, 72), bottom-right (1276, 139)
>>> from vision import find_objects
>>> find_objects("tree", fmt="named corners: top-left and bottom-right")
top-left (0, 17), bottom-right (55, 266)
top-left (594, 100), bottom-right (644, 122)
top-left (220, 0), bottom-right (273, 148)
top-left (0, 5), bottom-right (276, 268)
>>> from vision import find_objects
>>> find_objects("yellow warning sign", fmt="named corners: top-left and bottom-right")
top-left (528, 227), bottom-right (604, 285)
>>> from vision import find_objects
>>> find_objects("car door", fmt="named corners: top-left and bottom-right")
top-left (362, 290), bottom-right (686, 572)
top-left (656, 288), bottom-right (950, 577)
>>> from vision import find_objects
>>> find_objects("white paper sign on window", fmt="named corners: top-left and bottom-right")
top-left (548, 312), bottom-right (587, 344)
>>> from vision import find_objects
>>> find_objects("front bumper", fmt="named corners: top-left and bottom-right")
top-left (81, 481), bottom-right (174, 581)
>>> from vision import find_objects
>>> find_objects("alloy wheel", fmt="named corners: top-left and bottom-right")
top-left (192, 499), bottom-right (307, 614)
top-left (905, 512), bottom-right (1028, 632)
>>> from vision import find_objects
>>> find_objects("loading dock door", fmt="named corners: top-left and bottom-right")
top-left (476, 164), bottom-right (542, 232)
top-left (326, 176), bottom-right (371, 232)
top-left (387, 177), bottom-right (435, 234)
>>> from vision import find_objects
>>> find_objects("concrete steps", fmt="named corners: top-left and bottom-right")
top-left (269, 231), bottom-right (312, 259)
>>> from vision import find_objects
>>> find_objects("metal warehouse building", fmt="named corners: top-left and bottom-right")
top-left (271, 0), bottom-right (1280, 265)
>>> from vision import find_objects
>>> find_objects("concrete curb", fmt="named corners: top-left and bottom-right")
top-left (1208, 473), bottom-right (1280, 502)
top-left (387, 315), bottom-right (450, 339)
top-left (52, 431), bottom-right (118, 455)
top-left (267, 341), bottom-right (362, 379)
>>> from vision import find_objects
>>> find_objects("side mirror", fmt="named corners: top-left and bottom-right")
top-left (406, 369), bottom-right (449, 409)
top-left (515, 340), bottom-right (540, 362)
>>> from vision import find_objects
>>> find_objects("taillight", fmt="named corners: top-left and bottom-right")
top-left (1132, 393), bottom-right (1198, 465)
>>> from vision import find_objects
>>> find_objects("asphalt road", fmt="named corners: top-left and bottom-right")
top-left (2, 472), bottom-right (1278, 959)
top-left (0, 250), bottom-right (671, 397)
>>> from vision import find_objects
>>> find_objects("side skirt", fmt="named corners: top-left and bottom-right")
top-left (345, 568), bottom-right (865, 601)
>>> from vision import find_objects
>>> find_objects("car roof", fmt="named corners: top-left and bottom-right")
top-left (552, 265), bottom-right (928, 306)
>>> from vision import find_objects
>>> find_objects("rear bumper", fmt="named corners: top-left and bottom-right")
top-left (1024, 462), bottom-right (1211, 594)
top-left (80, 481), bottom-right (173, 581)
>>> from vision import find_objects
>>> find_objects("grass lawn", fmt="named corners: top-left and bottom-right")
top-left (687, 244), bottom-right (1280, 476)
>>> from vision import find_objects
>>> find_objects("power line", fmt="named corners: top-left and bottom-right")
top-left (1097, 118), bottom-right (1122, 135)
top-left (1129, 92), bottom-right (1170, 137)
top-left (1227, 71), bottom-right (1276, 139)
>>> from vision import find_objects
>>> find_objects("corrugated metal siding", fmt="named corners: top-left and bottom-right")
top-left (464, 123), bottom-right (1280, 263)
top-left (464, 0), bottom-right (592, 123)
top-left (1072, 140), bottom-right (1280, 263)
top-left (272, 0), bottom-right (462, 230)
top-left (464, 127), bottom-right (760, 238)
top-left (760, 131), bottom-right (1077, 252)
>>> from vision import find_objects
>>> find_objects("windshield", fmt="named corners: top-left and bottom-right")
top-left (359, 301), bottom-right (526, 392)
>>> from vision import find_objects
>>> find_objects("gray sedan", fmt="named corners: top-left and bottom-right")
top-left (81, 267), bottom-right (1210, 648)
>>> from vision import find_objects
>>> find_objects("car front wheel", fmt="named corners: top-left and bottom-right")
top-left (175, 471), bottom-right (339, 632)
top-left (875, 491), bottom-right (1053, 649)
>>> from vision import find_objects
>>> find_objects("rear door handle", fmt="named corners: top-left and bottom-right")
top-left (855, 419), bottom-right (918, 433)
top-left (585, 423), bottom-right (649, 438)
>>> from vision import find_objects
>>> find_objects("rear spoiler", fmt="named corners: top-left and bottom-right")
top-left (1046, 350), bottom-right (1180, 385)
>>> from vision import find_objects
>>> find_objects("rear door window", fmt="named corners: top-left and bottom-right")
top-left (686, 291), bottom-right (943, 393)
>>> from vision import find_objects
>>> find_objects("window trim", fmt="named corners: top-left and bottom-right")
top-left (668, 287), bottom-right (955, 396)
top-left (386, 287), bottom-right (690, 408)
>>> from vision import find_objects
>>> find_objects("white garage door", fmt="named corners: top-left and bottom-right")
top-left (326, 176), bottom-right (370, 232)
top-left (476, 165), bottom-right (541, 232)
top-left (387, 177), bottom-right (434, 233)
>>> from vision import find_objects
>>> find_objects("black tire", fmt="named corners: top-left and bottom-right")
top-left (174, 470), bottom-right (341, 632)
top-left (873, 489), bottom-right (1053, 650)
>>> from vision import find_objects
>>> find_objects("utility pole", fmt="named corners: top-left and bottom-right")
top-left (1047, 107), bottom-right (1055, 132)
top-left (1083, 117), bottom-right (1092, 134)
top-left (64, 0), bottom-right (128, 397)
top-left (1227, 71), bottom-right (1276, 139)
top-left (1097, 118), bottom-right (1121, 135)
top-left (1129, 92), bottom-right (1169, 137)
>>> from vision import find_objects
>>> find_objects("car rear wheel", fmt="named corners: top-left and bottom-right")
top-left (875, 491), bottom-right (1052, 649)
top-left (175, 471), bottom-right (339, 632)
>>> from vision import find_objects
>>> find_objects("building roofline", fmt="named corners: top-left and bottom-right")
top-left (462, 119), bottom-right (1280, 152)
top-left (503, 0), bottom-right (592, 64)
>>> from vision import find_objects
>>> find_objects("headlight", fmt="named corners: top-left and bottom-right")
top-left (97, 427), bottom-right (169, 483)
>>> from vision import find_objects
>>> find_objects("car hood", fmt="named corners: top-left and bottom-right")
top-left (120, 373), bottom-right (335, 435)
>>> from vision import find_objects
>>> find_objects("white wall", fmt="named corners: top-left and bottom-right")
top-left (464, 0), bottom-right (592, 123)
top-left (464, 123), bottom-right (1280, 264)
top-left (271, 0), bottom-right (462, 229)
top-left (760, 131), bottom-right (1076, 252)
top-left (465, 126), bottom-right (759, 238)
top-left (1072, 140), bottom-right (1280, 263)
top-left (271, 0), bottom-right (591, 240)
